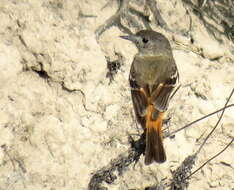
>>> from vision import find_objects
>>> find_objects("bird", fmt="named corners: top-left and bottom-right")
top-left (120, 30), bottom-right (179, 165)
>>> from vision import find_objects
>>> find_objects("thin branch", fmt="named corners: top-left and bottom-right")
top-left (187, 138), bottom-right (234, 179)
top-left (129, 6), bottom-right (152, 30)
top-left (146, 0), bottom-right (169, 30)
top-left (170, 84), bottom-right (181, 100)
top-left (95, 0), bottom-right (131, 40)
top-left (169, 89), bottom-right (234, 189)
top-left (168, 103), bottom-right (234, 137)
top-left (199, 0), bottom-right (208, 8)
top-left (195, 88), bottom-right (234, 155)
top-left (181, 0), bottom-right (234, 42)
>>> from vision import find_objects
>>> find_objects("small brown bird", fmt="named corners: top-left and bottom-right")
top-left (121, 30), bottom-right (179, 165)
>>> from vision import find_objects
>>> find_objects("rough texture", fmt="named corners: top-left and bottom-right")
top-left (0, 0), bottom-right (233, 190)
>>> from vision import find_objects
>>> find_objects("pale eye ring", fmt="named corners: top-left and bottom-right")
top-left (142, 38), bottom-right (149, 43)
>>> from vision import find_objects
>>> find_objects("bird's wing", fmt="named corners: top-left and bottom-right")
top-left (151, 65), bottom-right (179, 115)
top-left (129, 65), bottom-right (148, 128)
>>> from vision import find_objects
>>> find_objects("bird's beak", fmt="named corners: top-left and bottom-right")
top-left (120, 35), bottom-right (138, 43)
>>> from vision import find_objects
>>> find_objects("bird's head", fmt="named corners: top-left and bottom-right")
top-left (120, 30), bottom-right (172, 56)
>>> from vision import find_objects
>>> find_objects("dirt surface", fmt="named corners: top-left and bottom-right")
top-left (0, 1), bottom-right (233, 190)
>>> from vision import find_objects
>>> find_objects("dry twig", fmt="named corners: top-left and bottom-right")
top-left (169, 88), bottom-right (234, 190)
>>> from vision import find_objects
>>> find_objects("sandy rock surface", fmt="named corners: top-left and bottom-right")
top-left (0, 0), bottom-right (233, 190)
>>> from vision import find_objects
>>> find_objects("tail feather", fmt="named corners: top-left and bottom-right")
top-left (145, 106), bottom-right (166, 165)
top-left (145, 127), bottom-right (166, 164)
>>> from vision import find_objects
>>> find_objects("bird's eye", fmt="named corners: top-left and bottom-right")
top-left (142, 38), bottom-right (148, 43)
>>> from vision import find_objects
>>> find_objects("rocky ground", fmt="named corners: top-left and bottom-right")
top-left (0, 0), bottom-right (233, 190)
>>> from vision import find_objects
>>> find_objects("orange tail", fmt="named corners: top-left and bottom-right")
top-left (145, 105), bottom-right (166, 165)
